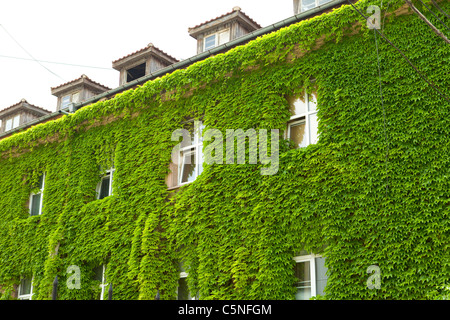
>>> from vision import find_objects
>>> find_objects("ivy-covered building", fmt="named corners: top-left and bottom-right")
top-left (0, 0), bottom-right (449, 300)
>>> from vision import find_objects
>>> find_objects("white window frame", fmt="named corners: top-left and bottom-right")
top-left (98, 264), bottom-right (108, 300)
top-left (300, 0), bottom-right (332, 12)
top-left (61, 91), bottom-right (80, 109)
top-left (286, 89), bottom-right (318, 148)
top-left (12, 115), bottom-right (20, 129)
top-left (96, 167), bottom-right (114, 199)
top-left (177, 122), bottom-right (203, 187)
top-left (293, 254), bottom-right (317, 299)
top-left (18, 276), bottom-right (34, 300)
top-left (29, 173), bottom-right (45, 216)
top-left (203, 29), bottom-right (230, 51)
top-left (5, 118), bottom-right (13, 131)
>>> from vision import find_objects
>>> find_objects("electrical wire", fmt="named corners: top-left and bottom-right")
top-left (0, 24), bottom-right (65, 81)
top-left (344, 0), bottom-right (450, 103)
top-left (0, 54), bottom-right (114, 71)
top-left (416, 0), bottom-right (450, 32)
top-left (430, 0), bottom-right (450, 20)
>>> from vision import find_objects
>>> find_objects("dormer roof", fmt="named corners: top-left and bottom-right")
top-left (188, 6), bottom-right (262, 39)
top-left (51, 74), bottom-right (111, 97)
top-left (112, 43), bottom-right (179, 71)
top-left (0, 99), bottom-right (51, 119)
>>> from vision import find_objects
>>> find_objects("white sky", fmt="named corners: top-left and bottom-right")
top-left (0, 0), bottom-right (294, 112)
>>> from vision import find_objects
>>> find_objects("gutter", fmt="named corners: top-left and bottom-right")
top-left (0, 0), bottom-right (347, 139)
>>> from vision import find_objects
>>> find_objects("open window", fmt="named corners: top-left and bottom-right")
top-left (167, 121), bottom-right (204, 189)
top-left (18, 277), bottom-right (34, 300)
top-left (96, 167), bottom-right (114, 200)
top-left (94, 264), bottom-right (108, 300)
top-left (293, 254), bottom-right (327, 300)
top-left (126, 62), bottom-right (146, 83)
top-left (287, 88), bottom-right (318, 148)
top-left (29, 173), bottom-right (45, 216)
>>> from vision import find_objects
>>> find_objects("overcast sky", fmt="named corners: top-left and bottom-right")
top-left (0, 0), bottom-right (295, 112)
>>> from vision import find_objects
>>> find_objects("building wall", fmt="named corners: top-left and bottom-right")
top-left (0, 0), bottom-right (449, 300)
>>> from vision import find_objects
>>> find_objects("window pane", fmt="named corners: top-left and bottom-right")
top-left (218, 30), bottom-right (230, 45)
top-left (289, 121), bottom-right (307, 148)
top-left (178, 277), bottom-right (190, 300)
top-left (295, 261), bottom-right (312, 300)
top-left (19, 278), bottom-right (32, 295)
top-left (72, 92), bottom-right (80, 103)
top-left (99, 175), bottom-right (111, 199)
top-left (315, 257), bottom-right (327, 296)
top-left (309, 113), bottom-right (319, 145)
top-left (318, 0), bottom-right (332, 4)
top-left (61, 95), bottom-right (71, 108)
top-left (93, 265), bottom-right (104, 282)
top-left (301, 0), bottom-right (316, 11)
top-left (180, 149), bottom-right (196, 183)
top-left (37, 174), bottom-right (44, 190)
top-left (13, 115), bottom-right (20, 128)
top-left (204, 35), bottom-right (216, 50)
top-left (5, 119), bottom-right (12, 131)
top-left (288, 96), bottom-right (308, 117)
top-left (30, 193), bottom-right (41, 216)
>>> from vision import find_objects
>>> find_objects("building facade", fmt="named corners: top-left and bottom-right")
top-left (0, 0), bottom-right (449, 300)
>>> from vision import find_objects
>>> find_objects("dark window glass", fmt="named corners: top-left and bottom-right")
top-left (99, 175), bottom-right (110, 199)
top-left (30, 193), bottom-right (41, 216)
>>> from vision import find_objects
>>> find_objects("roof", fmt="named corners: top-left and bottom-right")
top-left (112, 43), bottom-right (179, 67)
top-left (0, 99), bottom-right (51, 118)
top-left (51, 74), bottom-right (111, 95)
top-left (188, 6), bottom-right (262, 36)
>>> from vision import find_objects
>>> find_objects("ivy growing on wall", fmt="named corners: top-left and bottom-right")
top-left (0, 0), bottom-right (449, 300)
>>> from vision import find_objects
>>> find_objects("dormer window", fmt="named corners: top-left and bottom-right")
top-left (126, 62), bottom-right (146, 83)
top-left (188, 7), bottom-right (261, 54)
top-left (204, 29), bottom-right (230, 51)
top-left (5, 115), bottom-right (20, 131)
top-left (61, 91), bottom-right (80, 109)
top-left (112, 44), bottom-right (178, 86)
top-left (51, 75), bottom-right (110, 111)
top-left (295, 0), bottom-right (332, 13)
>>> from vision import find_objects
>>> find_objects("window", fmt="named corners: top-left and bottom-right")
top-left (61, 91), bottom-right (80, 109)
top-left (204, 29), bottom-right (230, 51)
top-left (287, 89), bottom-right (318, 148)
top-left (178, 272), bottom-right (195, 300)
top-left (13, 115), bottom-right (20, 128)
top-left (97, 167), bottom-right (114, 199)
top-left (5, 118), bottom-right (12, 131)
top-left (178, 122), bottom-right (204, 186)
top-left (94, 264), bottom-right (108, 300)
top-left (18, 277), bottom-right (33, 300)
top-left (300, 0), bottom-right (332, 12)
top-left (293, 254), bottom-right (327, 300)
top-left (29, 174), bottom-right (45, 216)
top-left (126, 63), bottom-right (146, 83)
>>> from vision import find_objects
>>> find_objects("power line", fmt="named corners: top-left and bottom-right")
top-left (416, 0), bottom-right (450, 32)
top-left (344, 0), bottom-right (450, 103)
top-left (0, 24), bottom-right (65, 81)
top-left (430, 0), bottom-right (450, 20)
top-left (0, 54), bottom-right (114, 71)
